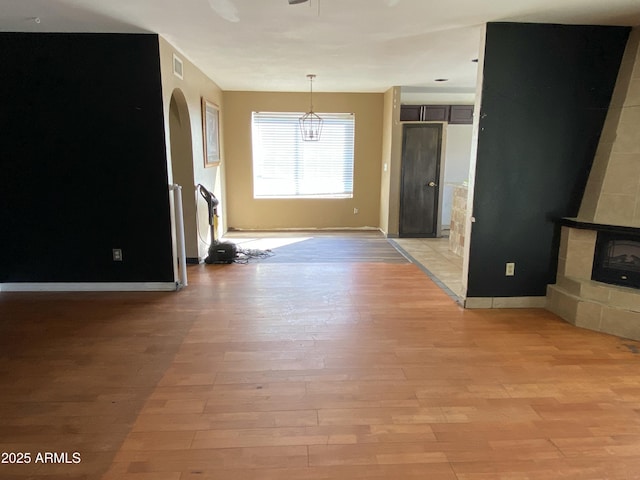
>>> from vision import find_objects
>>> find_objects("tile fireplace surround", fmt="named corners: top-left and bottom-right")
top-left (547, 220), bottom-right (640, 340)
top-left (546, 28), bottom-right (640, 340)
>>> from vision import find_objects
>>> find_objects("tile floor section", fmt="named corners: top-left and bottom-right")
top-left (392, 236), bottom-right (464, 300)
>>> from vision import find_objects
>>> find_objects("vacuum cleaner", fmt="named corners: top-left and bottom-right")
top-left (196, 184), bottom-right (237, 264)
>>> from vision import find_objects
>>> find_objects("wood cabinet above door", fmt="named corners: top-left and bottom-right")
top-left (422, 105), bottom-right (450, 122)
top-left (400, 105), bottom-right (422, 121)
top-left (449, 105), bottom-right (474, 124)
top-left (400, 104), bottom-right (474, 124)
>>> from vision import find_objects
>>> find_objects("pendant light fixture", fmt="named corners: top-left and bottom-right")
top-left (299, 74), bottom-right (323, 141)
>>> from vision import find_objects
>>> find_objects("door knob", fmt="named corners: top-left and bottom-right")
top-left (427, 181), bottom-right (437, 187)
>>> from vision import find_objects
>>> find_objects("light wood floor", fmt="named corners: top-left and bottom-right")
top-left (2, 232), bottom-right (640, 480)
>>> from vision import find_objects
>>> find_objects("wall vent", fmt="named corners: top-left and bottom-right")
top-left (173, 54), bottom-right (184, 79)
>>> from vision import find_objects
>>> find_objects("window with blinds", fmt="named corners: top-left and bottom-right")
top-left (251, 112), bottom-right (355, 198)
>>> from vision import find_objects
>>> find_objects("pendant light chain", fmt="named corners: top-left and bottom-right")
top-left (309, 74), bottom-right (315, 113)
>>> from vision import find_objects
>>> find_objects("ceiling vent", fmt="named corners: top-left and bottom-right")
top-left (173, 54), bottom-right (184, 80)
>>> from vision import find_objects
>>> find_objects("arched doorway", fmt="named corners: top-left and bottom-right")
top-left (168, 90), bottom-right (199, 265)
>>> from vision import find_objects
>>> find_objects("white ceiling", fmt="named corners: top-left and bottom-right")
top-left (2, 0), bottom-right (640, 93)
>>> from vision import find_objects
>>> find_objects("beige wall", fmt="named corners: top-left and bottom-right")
top-left (159, 37), bottom-right (225, 260)
top-left (379, 87), bottom-right (402, 236)
top-left (223, 91), bottom-right (383, 230)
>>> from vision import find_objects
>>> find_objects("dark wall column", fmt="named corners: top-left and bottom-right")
top-left (467, 23), bottom-right (629, 298)
top-left (0, 33), bottom-right (173, 283)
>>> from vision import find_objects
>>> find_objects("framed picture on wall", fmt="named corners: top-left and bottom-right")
top-left (202, 98), bottom-right (220, 167)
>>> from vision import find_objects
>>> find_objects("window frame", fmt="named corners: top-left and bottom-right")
top-left (251, 111), bottom-right (355, 199)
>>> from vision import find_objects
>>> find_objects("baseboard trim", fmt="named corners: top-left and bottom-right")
top-left (464, 296), bottom-right (547, 309)
top-left (0, 282), bottom-right (178, 292)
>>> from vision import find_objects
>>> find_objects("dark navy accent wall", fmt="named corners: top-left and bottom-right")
top-left (0, 33), bottom-right (173, 283)
top-left (467, 23), bottom-right (630, 298)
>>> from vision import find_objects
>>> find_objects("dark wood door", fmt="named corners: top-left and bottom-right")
top-left (399, 124), bottom-right (442, 237)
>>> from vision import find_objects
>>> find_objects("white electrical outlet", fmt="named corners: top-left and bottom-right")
top-left (505, 262), bottom-right (515, 276)
top-left (113, 248), bottom-right (123, 262)
top-left (354, 208), bottom-right (359, 214)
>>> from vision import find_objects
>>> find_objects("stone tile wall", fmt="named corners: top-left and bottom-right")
top-left (449, 184), bottom-right (468, 257)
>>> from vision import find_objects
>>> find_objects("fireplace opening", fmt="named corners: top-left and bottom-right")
top-left (592, 231), bottom-right (640, 289)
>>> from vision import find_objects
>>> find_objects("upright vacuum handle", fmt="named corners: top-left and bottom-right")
top-left (197, 184), bottom-right (219, 226)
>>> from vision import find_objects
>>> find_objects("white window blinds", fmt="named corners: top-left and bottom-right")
top-left (251, 112), bottom-right (355, 198)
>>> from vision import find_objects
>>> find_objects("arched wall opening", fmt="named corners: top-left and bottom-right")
top-left (169, 89), bottom-right (199, 262)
